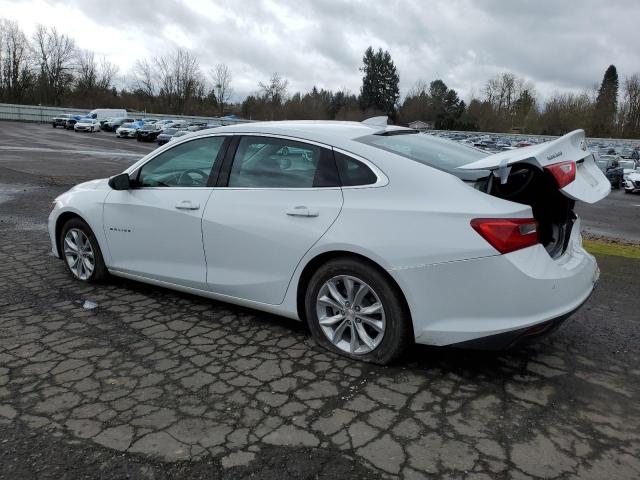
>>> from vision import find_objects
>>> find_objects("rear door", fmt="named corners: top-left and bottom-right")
top-left (201, 135), bottom-right (343, 305)
top-left (459, 130), bottom-right (610, 203)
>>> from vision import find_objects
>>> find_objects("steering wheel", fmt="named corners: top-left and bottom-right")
top-left (177, 169), bottom-right (208, 186)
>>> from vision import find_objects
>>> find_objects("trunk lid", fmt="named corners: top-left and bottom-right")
top-left (458, 129), bottom-right (610, 203)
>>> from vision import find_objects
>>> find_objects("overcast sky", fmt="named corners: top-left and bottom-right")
top-left (2, 0), bottom-right (639, 102)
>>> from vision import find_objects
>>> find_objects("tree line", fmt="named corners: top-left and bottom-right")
top-left (1, 18), bottom-right (639, 138)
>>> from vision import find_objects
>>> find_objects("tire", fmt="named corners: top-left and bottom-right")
top-left (52, 124), bottom-right (56, 128)
top-left (60, 217), bottom-right (108, 283)
top-left (305, 257), bottom-right (412, 364)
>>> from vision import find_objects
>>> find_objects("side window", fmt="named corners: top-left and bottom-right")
top-left (227, 136), bottom-right (339, 188)
top-left (138, 136), bottom-right (225, 187)
top-left (334, 151), bottom-right (378, 186)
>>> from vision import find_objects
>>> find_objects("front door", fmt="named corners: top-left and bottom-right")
top-left (202, 135), bottom-right (343, 304)
top-left (103, 135), bottom-right (228, 288)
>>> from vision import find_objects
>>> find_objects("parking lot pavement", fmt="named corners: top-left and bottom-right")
top-left (1, 122), bottom-right (640, 479)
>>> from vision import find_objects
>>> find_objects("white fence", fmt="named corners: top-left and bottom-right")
top-left (0, 103), bottom-right (251, 125)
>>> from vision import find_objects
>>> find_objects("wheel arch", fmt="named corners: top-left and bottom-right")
top-left (295, 250), bottom-right (413, 334)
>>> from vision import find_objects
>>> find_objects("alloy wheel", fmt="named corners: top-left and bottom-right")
top-left (63, 228), bottom-right (95, 280)
top-left (315, 275), bottom-right (386, 355)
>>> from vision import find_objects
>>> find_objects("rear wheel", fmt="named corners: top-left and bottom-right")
top-left (60, 218), bottom-right (108, 282)
top-left (305, 258), bottom-right (412, 364)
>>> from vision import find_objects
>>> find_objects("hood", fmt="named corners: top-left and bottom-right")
top-left (68, 178), bottom-right (109, 192)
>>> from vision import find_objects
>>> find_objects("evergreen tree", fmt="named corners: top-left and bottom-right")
top-left (359, 46), bottom-right (400, 117)
top-left (592, 65), bottom-right (619, 136)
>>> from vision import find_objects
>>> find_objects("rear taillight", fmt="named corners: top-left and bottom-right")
top-left (471, 218), bottom-right (539, 254)
top-left (545, 161), bottom-right (576, 188)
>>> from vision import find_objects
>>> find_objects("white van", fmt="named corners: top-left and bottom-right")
top-left (88, 109), bottom-right (128, 122)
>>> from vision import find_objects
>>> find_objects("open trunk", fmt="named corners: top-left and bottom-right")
top-left (456, 130), bottom-right (610, 259)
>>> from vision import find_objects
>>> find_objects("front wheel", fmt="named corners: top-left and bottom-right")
top-left (60, 218), bottom-right (108, 282)
top-left (305, 258), bottom-right (412, 364)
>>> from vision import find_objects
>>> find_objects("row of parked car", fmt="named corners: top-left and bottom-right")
top-left (431, 131), bottom-right (640, 195)
top-left (51, 108), bottom-right (222, 146)
top-left (595, 155), bottom-right (640, 194)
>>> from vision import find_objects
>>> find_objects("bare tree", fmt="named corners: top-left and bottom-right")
top-left (32, 24), bottom-right (76, 105)
top-left (132, 58), bottom-right (156, 97)
top-left (210, 63), bottom-right (233, 116)
top-left (0, 19), bottom-right (32, 102)
top-left (259, 72), bottom-right (288, 102)
top-left (75, 49), bottom-right (97, 92)
top-left (97, 57), bottom-right (118, 90)
top-left (621, 74), bottom-right (640, 137)
top-left (153, 48), bottom-right (204, 114)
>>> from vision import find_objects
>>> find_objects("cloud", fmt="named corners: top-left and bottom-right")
top-left (2, 0), bottom-right (638, 102)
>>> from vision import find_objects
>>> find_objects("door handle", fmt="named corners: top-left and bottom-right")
top-left (286, 205), bottom-right (319, 217)
top-left (175, 200), bottom-right (200, 210)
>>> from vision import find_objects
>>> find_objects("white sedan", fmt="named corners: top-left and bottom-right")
top-left (74, 118), bottom-right (101, 132)
top-left (48, 120), bottom-right (609, 363)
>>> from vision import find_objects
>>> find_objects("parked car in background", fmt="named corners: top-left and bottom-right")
top-left (115, 122), bottom-right (140, 138)
top-left (52, 114), bottom-right (74, 128)
top-left (74, 118), bottom-right (101, 133)
top-left (88, 109), bottom-right (127, 122)
top-left (168, 130), bottom-right (189, 142)
top-left (624, 171), bottom-right (640, 194)
top-left (137, 123), bottom-right (163, 142)
top-left (187, 122), bottom-right (208, 132)
top-left (64, 115), bottom-right (84, 130)
top-left (104, 117), bottom-right (136, 132)
top-left (156, 128), bottom-right (179, 145)
top-left (154, 119), bottom-right (176, 129)
top-left (596, 155), bottom-right (623, 189)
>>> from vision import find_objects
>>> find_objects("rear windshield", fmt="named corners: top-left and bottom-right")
top-left (356, 132), bottom-right (487, 170)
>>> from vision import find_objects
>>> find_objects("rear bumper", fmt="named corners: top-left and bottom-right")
top-left (395, 219), bottom-right (599, 347)
top-left (448, 282), bottom-right (596, 350)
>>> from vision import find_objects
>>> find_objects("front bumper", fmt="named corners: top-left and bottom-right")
top-left (624, 179), bottom-right (640, 192)
top-left (395, 219), bottom-right (599, 347)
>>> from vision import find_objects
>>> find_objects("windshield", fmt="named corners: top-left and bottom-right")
top-left (121, 123), bottom-right (133, 128)
top-left (356, 132), bottom-right (487, 170)
top-left (173, 131), bottom-right (188, 137)
top-left (162, 128), bottom-right (178, 135)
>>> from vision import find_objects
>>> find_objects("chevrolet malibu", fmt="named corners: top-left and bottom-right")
top-left (48, 120), bottom-right (609, 364)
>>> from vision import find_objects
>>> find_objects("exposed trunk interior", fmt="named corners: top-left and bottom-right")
top-left (471, 164), bottom-right (576, 259)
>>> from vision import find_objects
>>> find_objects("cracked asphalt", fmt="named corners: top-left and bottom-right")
top-left (1, 122), bottom-right (639, 479)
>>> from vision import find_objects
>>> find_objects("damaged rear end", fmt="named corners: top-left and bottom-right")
top-left (457, 130), bottom-right (610, 259)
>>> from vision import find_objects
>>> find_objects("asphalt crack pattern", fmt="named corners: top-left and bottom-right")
top-left (1, 227), bottom-right (639, 479)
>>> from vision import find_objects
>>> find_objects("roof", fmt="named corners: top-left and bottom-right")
top-left (193, 120), bottom-right (411, 146)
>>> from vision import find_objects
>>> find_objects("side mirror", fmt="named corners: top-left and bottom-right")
top-left (108, 173), bottom-right (131, 190)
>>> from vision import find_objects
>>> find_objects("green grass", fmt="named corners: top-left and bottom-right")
top-left (583, 239), bottom-right (640, 260)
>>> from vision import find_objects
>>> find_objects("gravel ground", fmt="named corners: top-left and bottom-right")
top-left (1, 122), bottom-right (639, 479)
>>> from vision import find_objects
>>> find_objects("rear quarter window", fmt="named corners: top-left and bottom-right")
top-left (334, 151), bottom-right (378, 186)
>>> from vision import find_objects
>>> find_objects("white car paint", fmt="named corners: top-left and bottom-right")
top-left (74, 118), bottom-right (101, 132)
top-left (624, 171), bottom-right (640, 193)
top-left (48, 121), bottom-right (608, 349)
top-left (89, 108), bottom-right (127, 122)
top-left (115, 124), bottom-right (139, 138)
